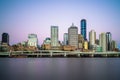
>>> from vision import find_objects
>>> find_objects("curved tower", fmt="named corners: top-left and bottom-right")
top-left (81, 19), bottom-right (87, 40)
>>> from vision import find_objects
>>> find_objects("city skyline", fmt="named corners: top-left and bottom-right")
top-left (0, 0), bottom-right (120, 48)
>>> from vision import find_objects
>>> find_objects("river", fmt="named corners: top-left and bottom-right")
top-left (0, 58), bottom-right (120, 80)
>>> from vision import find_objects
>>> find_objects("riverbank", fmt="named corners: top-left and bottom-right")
top-left (0, 50), bottom-right (120, 58)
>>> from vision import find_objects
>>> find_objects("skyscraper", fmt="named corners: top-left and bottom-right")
top-left (68, 23), bottom-right (78, 49)
top-left (63, 33), bottom-right (68, 45)
top-left (106, 32), bottom-right (112, 51)
top-left (99, 33), bottom-right (106, 52)
top-left (95, 39), bottom-right (99, 45)
top-left (89, 30), bottom-right (96, 49)
top-left (111, 40), bottom-right (117, 51)
top-left (28, 34), bottom-right (38, 47)
top-left (78, 34), bottom-right (84, 49)
top-left (51, 26), bottom-right (59, 47)
top-left (81, 19), bottom-right (87, 40)
top-left (2, 33), bottom-right (9, 45)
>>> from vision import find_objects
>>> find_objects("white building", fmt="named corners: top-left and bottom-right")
top-left (28, 34), bottom-right (38, 47)
top-left (51, 26), bottom-right (59, 47)
top-left (68, 23), bottom-right (78, 49)
top-left (99, 33), bottom-right (106, 52)
top-left (89, 30), bottom-right (96, 50)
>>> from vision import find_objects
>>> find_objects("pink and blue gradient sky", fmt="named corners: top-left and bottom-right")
top-left (0, 0), bottom-right (120, 47)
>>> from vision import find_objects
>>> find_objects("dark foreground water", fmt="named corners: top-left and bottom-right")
top-left (0, 58), bottom-right (120, 80)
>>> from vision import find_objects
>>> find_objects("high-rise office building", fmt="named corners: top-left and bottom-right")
top-left (51, 26), bottom-right (59, 47)
top-left (2, 33), bottom-right (9, 45)
top-left (99, 33), bottom-right (106, 52)
top-left (111, 40), bottom-right (117, 51)
top-left (63, 33), bottom-right (68, 45)
top-left (95, 39), bottom-right (99, 45)
top-left (78, 34), bottom-right (84, 49)
top-left (28, 34), bottom-right (38, 47)
top-left (68, 23), bottom-right (78, 49)
top-left (81, 19), bottom-right (87, 40)
top-left (106, 32), bottom-right (112, 51)
top-left (89, 30), bottom-right (96, 49)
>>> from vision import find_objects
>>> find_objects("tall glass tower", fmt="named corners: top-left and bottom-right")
top-left (63, 33), bottom-right (68, 45)
top-left (99, 33), bottom-right (107, 52)
top-left (81, 19), bottom-right (87, 40)
top-left (51, 26), bottom-right (59, 47)
top-left (106, 32), bottom-right (112, 51)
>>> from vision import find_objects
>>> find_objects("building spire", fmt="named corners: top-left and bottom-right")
top-left (72, 23), bottom-right (74, 26)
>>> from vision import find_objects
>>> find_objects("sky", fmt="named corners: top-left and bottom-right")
top-left (0, 0), bottom-right (120, 47)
